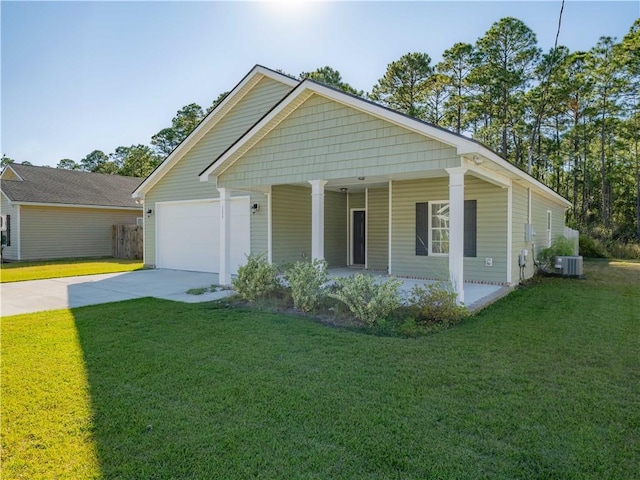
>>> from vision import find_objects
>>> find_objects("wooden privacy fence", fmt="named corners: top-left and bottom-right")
top-left (113, 224), bottom-right (143, 260)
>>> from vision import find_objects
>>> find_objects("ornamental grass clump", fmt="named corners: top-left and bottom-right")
top-left (329, 274), bottom-right (402, 325)
top-left (537, 235), bottom-right (576, 272)
top-left (232, 253), bottom-right (280, 302)
top-left (284, 259), bottom-right (328, 313)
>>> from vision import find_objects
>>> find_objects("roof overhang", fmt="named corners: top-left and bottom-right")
top-left (132, 65), bottom-right (298, 199)
top-left (199, 79), bottom-right (570, 208)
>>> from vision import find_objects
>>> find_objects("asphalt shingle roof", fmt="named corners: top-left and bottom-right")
top-left (1, 164), bottom-right (143, 209)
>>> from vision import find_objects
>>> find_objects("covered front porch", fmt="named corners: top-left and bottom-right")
top-left (216, 163), bottom-right (513, 306)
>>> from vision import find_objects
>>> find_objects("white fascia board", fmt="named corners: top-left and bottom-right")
top-left (13, 201), bottom-right (142, 211)
top-left (132, 66), bottom-right (299, 198)
top-left (1, 189), bottom-right (14, 204)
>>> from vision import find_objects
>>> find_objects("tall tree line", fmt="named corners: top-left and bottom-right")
top-left (47, 16), bottom-right (639, 239)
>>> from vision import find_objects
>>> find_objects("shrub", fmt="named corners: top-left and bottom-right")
top-left (329, 274), bottom-right (402, 325)
top-left (232, 253), bottom-right (280, 302)
top-left (408, 283), bottom-right (468, 326)
top-left (579, 234), bottom-right (607, 258)
top-left (537, 235), bottom-right (577, 271)
top-left (284, 259), bottom-right (328, 312)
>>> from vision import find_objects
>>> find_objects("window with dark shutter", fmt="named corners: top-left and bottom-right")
top-left (416, 202), bottom-right (428, 256)
top-left (464, 200), bottom-right (476, 257)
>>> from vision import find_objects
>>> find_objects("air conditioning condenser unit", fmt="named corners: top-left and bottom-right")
top-left (554, 256), bottom-right (584, 277)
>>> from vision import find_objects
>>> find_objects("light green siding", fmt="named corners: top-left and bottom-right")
top-left (250, 191), bottom-right (268, 256)
top-left (272, 185), bottom-right (310, 265)
top-left (20, 206), bottom-right (140, 261)
top-left (531, 190), bottom-right (566, 253)
top-left (144, 77), bottom-right (292, 266)
top-left (511, 183), bottom-right (533, 282)
top-left (390, 176), bottom-right (508, 284)
top-left (349, 192), bottom-right (365, 210)
top-left (367, 187), bottom-right (389, 271)
top-left (218, 94), bottom-right (459, 189)
top-left (325, 191), bottom-right (347, 267)
top-left (1, 193), bottom-right (19, 260)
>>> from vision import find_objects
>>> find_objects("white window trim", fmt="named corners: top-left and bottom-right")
top-left (429, 200), bottom-right (450, 257)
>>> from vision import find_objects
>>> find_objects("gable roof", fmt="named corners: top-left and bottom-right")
top-left (199, 78), bottom-right (570, 208)
top-left (131, 65), bottom-right (299, 198)
top-left (1, 164), bottom-right (143, 209)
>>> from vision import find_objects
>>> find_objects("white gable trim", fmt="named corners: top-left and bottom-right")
top-left (132, 65), bottom-right (298, 198)
top-left (199, 80), bottom-right (570, 208)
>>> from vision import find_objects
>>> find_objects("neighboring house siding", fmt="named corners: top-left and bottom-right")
top-left (144, 77), bottom-right (292, 265)
top-left (367, 187), bottom-right (389, 271)
top-left (218, 94), bottom-right (459, 189)
top-left (1, 194), bottom-right (19, 260)
top-left (325, 190), bottom-right (347, 267)
top-left (390, 176), bottom-right (508, 284)
top-left (20, 206), bottom-right (140, 260)
top-left (272, 185), bottom-right (311, 265)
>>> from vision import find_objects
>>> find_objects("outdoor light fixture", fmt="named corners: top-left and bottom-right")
top-left (473, 155), bottom-right (483, 165)
top-left (250, 202), bottom-right (260, 214)
top-left (357, 176), bottom-right (366, 181)
top-left (340, 188), bottom-right (348, 194)
top-left (146, 208), bottom-right (153, 218)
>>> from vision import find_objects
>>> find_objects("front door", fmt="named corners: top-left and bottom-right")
top-left (352, 210), bottom-right (366, 265)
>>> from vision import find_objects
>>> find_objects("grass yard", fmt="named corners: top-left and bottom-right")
top-left (2, 259), bottom-right (639, 479)
top-left (0, 257), bottom-right (143, 283)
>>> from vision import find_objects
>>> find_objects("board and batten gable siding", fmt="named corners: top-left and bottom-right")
top-left (390, 176), bottom-right (508, 284)
top-left (324, 190), bottom-right (347, 267)
top-left (1, 193), bottom-right (19, 260)
top-left (217, 94), bottom-right (460, 189)
top-left (19, 206), bottom-right (140, 260)
top-left (144, 77), bottom-right (293, 265)
top-left (271, 185), bottom-right (311, 265)
top-left (367, 187), bottom-right (389, 271)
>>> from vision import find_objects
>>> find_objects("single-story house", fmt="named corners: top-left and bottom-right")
top-left (133, 65), bottom-right (570, 303)
top-left (1, 164), bottom-right (143, 261)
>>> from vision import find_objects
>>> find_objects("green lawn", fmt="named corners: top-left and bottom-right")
top-left (0, 257), bottom-right (144, 283)
top-left (2, 260), bottom-right (639, 479)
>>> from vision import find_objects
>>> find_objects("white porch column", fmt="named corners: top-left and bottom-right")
top-left (446, 167), bottom-right (466, 304)
top-left (218, 187), bottom-right (232, 286)
top-left (309, 180), bottom-right (327, 261)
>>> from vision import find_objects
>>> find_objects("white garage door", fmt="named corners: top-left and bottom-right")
top-left (156, 197), bottom-right (251, 274)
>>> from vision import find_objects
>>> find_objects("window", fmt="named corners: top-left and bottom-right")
top-left (430, 202), bottom-right (450, 255)
top-left (547, 210), bottom-right (552, 247)
top-left (416, 201), bottom-right (476, 257)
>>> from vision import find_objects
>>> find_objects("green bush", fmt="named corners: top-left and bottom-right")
top-left (408, 283), bottom-right (468, 326)
top-left (232, 253), bottom-right (280, 302)
top-left (579, 235), bottom-right (607, 258)
top-left (537, 235), bottom-right (576, 271)
top-left (284, 259), bottom-right (328, 313)
top-left (329, 274), bottom-right (402, 326)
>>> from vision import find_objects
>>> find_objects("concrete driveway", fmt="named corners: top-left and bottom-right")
top-left (1, 269), bottom-right (234, 317)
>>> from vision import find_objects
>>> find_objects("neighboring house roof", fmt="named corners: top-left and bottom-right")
top-left (1, 164), bottom-right (143, 209)
top-left (132, 65), bottom-right (299, 198)
top-left (198, 77), bottom-right (570, 208)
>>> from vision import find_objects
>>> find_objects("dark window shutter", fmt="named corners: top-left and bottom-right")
top-left (416, 202), bottom-right (428, 256)
top-left (464, 200), bottom-right (476, 257)
top-left (4, 214), bottom-right (10, 247)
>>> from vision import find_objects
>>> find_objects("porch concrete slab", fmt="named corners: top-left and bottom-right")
top-left (327, 268), bottom-right (510, 312)
top-left (1, 269), bottom-right (232, 317)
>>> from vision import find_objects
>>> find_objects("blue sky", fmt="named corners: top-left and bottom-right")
top-left (2, 1), bottom-right (638, 167)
